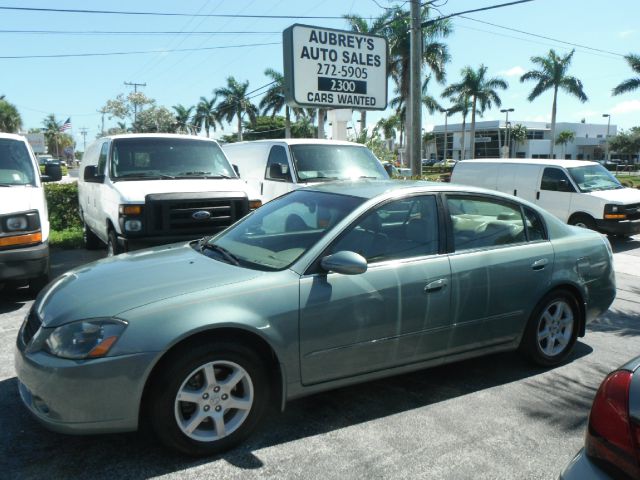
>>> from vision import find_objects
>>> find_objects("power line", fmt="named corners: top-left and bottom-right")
top-left (0, 29), bottom-right (281, 36)
top-left (0, 42), bottom-right (281, 59)
top-left (421, 0), bottom-right (534, 27)
top-left (0, 5), bottom-right (353, 19)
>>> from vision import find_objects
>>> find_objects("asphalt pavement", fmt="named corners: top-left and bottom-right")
top-left (0, 237), bottom-right (639, 480)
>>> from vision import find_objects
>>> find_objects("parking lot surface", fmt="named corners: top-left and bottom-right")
top-left (1, 236), bottom-right (639, 480)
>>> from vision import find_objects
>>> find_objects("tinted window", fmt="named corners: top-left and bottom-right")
top-left (97, 142), bottom-right (109, 175)
top-left (331, 196), bottom-right (438, 262)
top-left (541, 168), bottom-right (574, 192)
top-left (265, 145), bottom-right (291, 181)
top-left (447, 196), bottom-right (526, 251)
top-left (0, 139), bottom-right (35, 186)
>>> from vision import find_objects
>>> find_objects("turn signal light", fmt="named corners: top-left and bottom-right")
top-left (249, 200), bottom-right (262, 210)
top-left (0, 231), bottom-right (42, 247)
top-left (119, 205), bottom-right (143, 215)
top-left (604, 214), bottom-right (626, 220)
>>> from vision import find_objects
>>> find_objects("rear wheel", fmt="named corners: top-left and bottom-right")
top-left (568, 214), bottom-right (596, 231)
top-left (520, 290), bottom-right (579, 367)
top-left (149, 342), bottom-right (270, 456)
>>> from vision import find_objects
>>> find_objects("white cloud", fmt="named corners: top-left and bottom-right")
top-left (618, 29), bottom-right (636, 38)
top-left (499, 66), bottom-right (526, 77)
top-left (611, 100), bottom-right (640, 115)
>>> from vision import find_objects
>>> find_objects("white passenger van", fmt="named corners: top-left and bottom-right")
top-left (0, 133), bottom-right (55, 292)
top-left (451, 158), bottom-right (640, 236)
top-left (79, 134), bottom-right (260, 256)
top-left (222, 139), bottom-right (389, 203)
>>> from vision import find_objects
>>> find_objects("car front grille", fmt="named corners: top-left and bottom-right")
top-left (22, 308), bottom-right (42, 346)
top-left (145, 192), bottom-right (249, 237)
top-left (623, 203), bottom-right (640, 220)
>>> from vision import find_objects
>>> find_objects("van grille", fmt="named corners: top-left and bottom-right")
top-left (22, 308), bottom-right (42, 346)
top-left (623, 203), bottom-right (640, 220)
top-left (144, 192), bottom-right (249, 237)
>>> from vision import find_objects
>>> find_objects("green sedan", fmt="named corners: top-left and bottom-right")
top-left (15, 181), bottom-right (616, 455)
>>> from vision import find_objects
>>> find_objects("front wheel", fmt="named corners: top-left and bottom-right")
top-left (520, 290), bottom-right (579, 367)
top-left (568, 214), bottom-right (596, 231)
top-left (83, 222), bottom-right (102, 250)
top-left (107, 230), bottom-right (124, 256)
top-left (149, 342), bottom-right (270, 456)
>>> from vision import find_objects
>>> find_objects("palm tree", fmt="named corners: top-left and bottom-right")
top-left (443, 65), bottom-right (507, 159)
top-left (172, 104), bottom-right (194, 134)
top-left (375, 114), bottom-right (401, 152)
top-left (443, 94), bottom-right (477, 160)
top-left (42, 114), bottom-right (62, 157)
top-left (194, 96), bottom-right (219, 138)
top-left (259, 69), bottom-right (291, 138)
top-left (0, 97), bottom-right (22, 133)
top-left (555, 130), bottom-right (576, 158)
top-left (612, 53), bottom-right (640, 96)
top-left (510, 124), bottom-right (528, 157)
top-left (214, 77), bottom-right (258, 142)
top-left (520, 49), bottom-right (587, 158)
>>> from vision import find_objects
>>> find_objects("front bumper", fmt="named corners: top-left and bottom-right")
top-left (0, 241), bottom-right (49, 282)
top-left (15, 325), bottom-right (157, 435)
top-left (559, 448), bottom-right (611, 479)
top-left (595, 218), bottom-right (640, 235)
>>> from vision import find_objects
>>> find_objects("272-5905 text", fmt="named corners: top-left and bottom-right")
top-left (317, 63), bottom-right (368, 79)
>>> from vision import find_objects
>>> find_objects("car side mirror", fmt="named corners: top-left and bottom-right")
top-left (383, 163), bottom-right (394, 177)
top-left (320, 251), bottom-right (367, 275)
top-left (43, 162), bottom-right (62, 182)
top-left (83, 165), bottom-right (104, 183)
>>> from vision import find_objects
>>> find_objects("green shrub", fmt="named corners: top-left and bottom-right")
top-left (44, 183), bottom-right (82, 231)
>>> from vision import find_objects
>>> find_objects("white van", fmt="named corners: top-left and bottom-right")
top-left (79, 134), bottom-right (260, 256)
top-left (222, 139), bottom-right (389, 203)
top-left (0, 133), bottom-right (55, 292)
top-left (451, 158), bottom-right (640, 236)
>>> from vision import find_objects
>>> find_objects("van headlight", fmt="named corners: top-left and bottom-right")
top-left (5, 215), bottom-right (29, 231)
top-left (44, 318), bottom-right (127, 359)
top-left (604, 204), bottom-right (626, 220)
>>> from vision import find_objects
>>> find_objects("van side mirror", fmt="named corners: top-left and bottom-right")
top-left (382, 163), bottom-right (394, 176)
top-left (43, 162), bottom-right (62, 182)
top-left (83, 165), bottom-right (104, 183)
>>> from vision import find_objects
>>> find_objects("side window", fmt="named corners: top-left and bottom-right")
top-left (265, 145), bottom-right (291, 182)
top-left (331, 196), bottom-right (439, 263)
top-left (541, 168), bottom-right (574, 192)
top-left (97, 142), bottom-right (109, 175)
top-left (523, 207), bottom-right (547, 241)
top-left (447, 196), bottom-right (526, 251)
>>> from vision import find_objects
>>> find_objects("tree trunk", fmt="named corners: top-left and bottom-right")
top-left (549, 87), bottom-right (558, 158)
top-left (470, 96), bottom-right (477, 159)
top-left (285, 106), bottom-right (291, 138)
top-left (317, 109), bottom-right (325, 139)
top-left (237, 112), bottom-right (243, 142)
top-left (360, 110), bottom-right (367, 135)
top-left (460, 114), bottom-right (467, 160)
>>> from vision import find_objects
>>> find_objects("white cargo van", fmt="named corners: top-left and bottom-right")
top-left (78, 134), bottom-right (260, 256)
top-left (0, 133), bottom-right (55, 292)
top-left (451, 158), bottom-right (640, 236)
top-left (222, 139), bottom-right (389, 203)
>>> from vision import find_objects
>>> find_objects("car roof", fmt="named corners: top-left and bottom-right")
top-left (0, 132), bottom-right (29, 142)
top-left (459, 158), bottom-right (598, 168)
top-left (98, 133), bottom-right (220, 142)
top-left (223, 139), bottom-right (364, 147)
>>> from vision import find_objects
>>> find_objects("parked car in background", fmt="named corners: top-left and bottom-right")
top-left (16, 181), bottom-right (615, 455)
top-left (0, 133), bottom-right (53, 292)
top-left (222, 139), bottom-right (389, 204)
top-left (422, 158), bottom-right (437, 167)
top-left (559, 355), bottom-right (640, 479)
top-left (78, 134), bottom-right (260, 256)
top-left (451, 159), bottom-right (640, 237)
top-left (434, 159), bottom-right (457, 168)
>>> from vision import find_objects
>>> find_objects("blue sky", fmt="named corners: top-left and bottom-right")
top-left (1, 0), bottom-right (639, 149)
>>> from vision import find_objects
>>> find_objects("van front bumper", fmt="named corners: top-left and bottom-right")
top-left (0, 241), bottom-right (49, 282)
top-left (595, 218), bottom-right (640, 235)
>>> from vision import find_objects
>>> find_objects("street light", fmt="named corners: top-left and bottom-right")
top-left (500, 108), bottom-right (514, 158)
top-left (602, 113), bottom-right (611, 161)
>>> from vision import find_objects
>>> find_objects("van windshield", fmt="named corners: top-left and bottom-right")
top-left (567, 165), bottom-right (623, 192)
top-left (290, 144), bottom-right (388, 183)
top-left (110, 137), bottom-right (237, 180)
top-left (0, 139), bottom-right (36, 186)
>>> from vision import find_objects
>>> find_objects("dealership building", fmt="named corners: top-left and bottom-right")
top-left (428, 120), bottom-right (617, 161)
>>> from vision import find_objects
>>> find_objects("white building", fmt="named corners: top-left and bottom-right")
top-left (428, 120), bottom-right (617, 161)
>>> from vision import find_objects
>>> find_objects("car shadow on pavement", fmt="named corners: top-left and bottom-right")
top-left (0, 288), bottom-right (32, 314)
top-left (0, 344), bottom-right (593, 479)
top-left (609, 235), bottom-right (640, 253)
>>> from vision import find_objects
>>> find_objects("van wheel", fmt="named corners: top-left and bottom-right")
top-left (568, 214), bottom-right (596, 231)
top-left (107, 230), bottom-right (124, 256)
top-left (83, 223), bottom-right (102, 250)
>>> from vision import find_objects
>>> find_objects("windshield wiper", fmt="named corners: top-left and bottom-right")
top-left (117, 173), bottom-right (175, 179)
top-left (299, 175), bottom-right (340, 183)
top-left (200, 240), bottom-right (240, 266)
top-left (176, 171), bottom-right (232, 178)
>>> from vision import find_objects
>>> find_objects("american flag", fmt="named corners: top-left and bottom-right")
top-left (60, 117), bottom-right (71, 132)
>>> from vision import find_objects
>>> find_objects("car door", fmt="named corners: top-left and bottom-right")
top-left (536, 167), bottom-right (575, 221)
top-left (84, 141), bottom-right (109, 236)
top-left (262, 145), bottom-right (295, 202)
top-left (445, 194), bottom-right (554, 352)
top-left (298, 194), bottom-right (451, 385)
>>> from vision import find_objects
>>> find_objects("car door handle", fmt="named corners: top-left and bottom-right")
top-left (424, 278), bottom-right (448, 293)
top-left (531, 258), bottom-right (548, 270)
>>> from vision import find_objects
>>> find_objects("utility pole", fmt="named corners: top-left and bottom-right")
top-left (500, 108), bottom-right (514, 158)
top-left (79, 127), bottom-right (88, 152)
top-left (124, 81), bottom-right (147, 127)
top-left (409, 0), bottom-right (422, 176)
top-left (602, 113), bottom-right (611, 161)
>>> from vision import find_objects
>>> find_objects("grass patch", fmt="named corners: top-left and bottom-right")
top-left (49, 227), bottom-right (83, 249)
top-left (616, 175), bottom-right (640, 188)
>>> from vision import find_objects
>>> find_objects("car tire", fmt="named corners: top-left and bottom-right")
top-left (149, 342), bottom-right (270, 456)
top-left (83, 223), bottom-right (102, 250)
top-left (568, 214), bottom-right (596, 231)
top-left (107, 230), bottom-right (123, 256)
top-left (520, 290), bottom-right (579, 367)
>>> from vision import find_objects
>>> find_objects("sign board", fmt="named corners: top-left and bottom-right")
top-left (25, 133), bottom-right (46, 154)
top-left (283, 24), bottom-right (387, 110)
top-left (474, 137), bottom-right (492, 143)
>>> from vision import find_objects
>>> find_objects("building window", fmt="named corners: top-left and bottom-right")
top-left (526, 130), bottom-right (544, 140)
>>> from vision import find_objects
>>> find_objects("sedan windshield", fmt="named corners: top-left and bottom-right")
top-left (567, 165), bottom-right (623, 192)
top-left (202, 190), bottom-right (364, 271)
top-left (110, 138), bottom-right (237, 180)
top-left (0, 139), bottom-right (36, 186)
top-left (290, 144), bottom-right (388, 182)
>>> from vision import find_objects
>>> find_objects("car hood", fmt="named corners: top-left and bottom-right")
top-left (0, 185), bottom-right (40, 214)
top-left (112, 178), bottom-right (251, 202)
top-left (586, 187), bottom-right (640, 203)
top-left (35, 242), bottom-right (263, 327)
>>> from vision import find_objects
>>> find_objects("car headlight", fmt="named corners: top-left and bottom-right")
top-left (44, 318), bottom-right (127, 359)
top-left (5, 215), bottom-right (29, 231)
